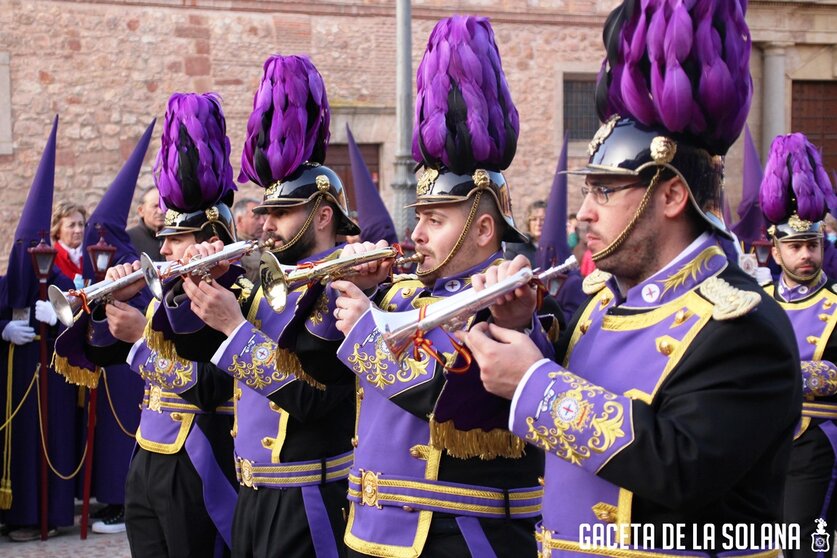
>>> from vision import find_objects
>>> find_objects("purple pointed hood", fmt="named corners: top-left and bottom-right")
top-left (83, 119), bottom-right (155, 281)
top-left (731, 125), bottom-right (766, 243)
top-left (6, 116), bottom-right (58, 308)
top-left (537, 131), bottom-right (571, 270)
top-left (412, 15), bottom-right (519, 174)
top-left (154, 93), bottom-right (236, 212)
top-left (346, 125), bottom-right (397, 244)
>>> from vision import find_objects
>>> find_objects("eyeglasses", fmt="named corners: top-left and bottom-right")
top-left (580, 180), bottom-right (647, 205)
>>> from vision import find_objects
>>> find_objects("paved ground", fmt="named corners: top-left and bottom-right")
top-left (0, 504), bottom-right (130, 558)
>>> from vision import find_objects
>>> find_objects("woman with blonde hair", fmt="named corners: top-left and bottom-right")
top-left (50, 201), bottom-right (87, 282)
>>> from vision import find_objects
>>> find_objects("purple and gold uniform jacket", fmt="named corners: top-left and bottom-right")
top-left (332, 253), bottom-right (549, 558)
top-left (53, 297), bottom-right (238, 547)
top-left (768, 274), bottom-right (837, 435)
top-left (510, 235), bottom-right (800, 556)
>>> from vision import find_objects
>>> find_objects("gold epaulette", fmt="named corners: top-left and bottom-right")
top-left (380, 278), bottom-right (424, 311)
top-left (391, 273), bottom-right (418, 283)
top-left (582, 269), bottom-right (611, 295)
top-left (698, 276), bottom-right (761, 320)
top-left (232, 276), bottom-right (255, 305)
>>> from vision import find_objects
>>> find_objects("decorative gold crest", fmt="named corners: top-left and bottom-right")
top-left (473, 169), bottom-right (491, 190)
top-left (788, 213), bottom-right (813, 233)
top-left (767, 225), bottom-right (777, 238)
top-left (417, 168), bottom-right (439, 196)
top-left (148, 385), bottom-right (163, 413)
top-left (360, 469), bottom-right (382, 508)
top-left (316, 174), bottom-right (330, 192)
top-left (205, 206), bottom-right (220, 222)
top-left (650, 136), bottom-right (677, 165)
top-left (265, 180), bottom-right (281, 199)
top-left (164, 209), bottom-right (180, 226)
top-left (239, 458), bottom-right (254, 488)
top-left (588, 115), bottom-right (620, 156)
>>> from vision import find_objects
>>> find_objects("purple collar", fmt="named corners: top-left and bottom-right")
top-left (607, 236), bottom-right (728, 309)
top-left (429, 252), bottom-right (503, 297)
top-left (776, 272), bottom-right (827, 303)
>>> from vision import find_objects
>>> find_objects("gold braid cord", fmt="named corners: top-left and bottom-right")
top-left (101, 368), bottom-right (137, 438)
top-left (417, 191), bottom-right (483, 278)
top-left (592, 168), bottom-right (662, 262)
top-left (36, 367), bottom-right (87, 481)
top-left (273, 196), bottom-right (323, 254)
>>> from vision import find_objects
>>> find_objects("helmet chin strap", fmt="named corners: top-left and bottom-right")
top-left (272, 196), bottom-right (322, 254)
top-left (416, 191), bottom-right (483, 278)
top-left (591, 168), bottom-right (663, 263)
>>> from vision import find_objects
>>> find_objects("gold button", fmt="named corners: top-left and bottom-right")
top-left (409, 447), bottom-right (421, 458)
top-left (600, 297), bottom-right (612, 307)
top-left (673, 310), bottom-right (690, 325)
top-left (820, 314), bottom-right (830, 322)
top-left (351, 436), bottom-right (359, 448)
top-left (808, 336), bottom-right (819, 345)
top-left (402, 506), bottom-right (415, 512)
top-left (357, 387), bottom-right (364, 401)
top-left (658, 340), bottom-right (673, 356)
top-left (261, 437), bottom-right (274, 448)
top-left (234, 388), bottom-right (242, 401)
top-left (596, 510), bottom-right (616, 522)
top-left (580, 321), bottom-right (590, 334)
top-left (537, 476), bottom-right (544, 487)
top-left (269, 401), bottom-right (281, 412)
top-left (825, 301), bottom-right (834, 309)
top-left (170, 412), bottom-right (183, 422)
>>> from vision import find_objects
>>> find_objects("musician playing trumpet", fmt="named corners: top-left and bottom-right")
top-left (52, 92), bottom-right (240, 556)
top-left (156, 56), bottom-right (358, 557)
top-left (321, 17), bottom-right (557, 558)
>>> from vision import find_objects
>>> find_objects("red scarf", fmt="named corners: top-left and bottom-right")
top-left (54, 242), bottom-right (82, 280)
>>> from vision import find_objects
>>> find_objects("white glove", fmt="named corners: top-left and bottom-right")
top-left (755, 267), bottom-right (773, 286)
top-left (35, 300), bottom-right (58, 326)
top-left (2, 320), bottom-right (36, 346)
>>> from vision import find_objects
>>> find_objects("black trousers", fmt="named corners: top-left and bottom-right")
top-left (125, 448), bottom-right (229, 558)
top-left (347, 515), bottom-right (538, 558)
top-left (784, 424), bottom-right (837, 558)
top-left (232, 482), bottom-right (348, 558)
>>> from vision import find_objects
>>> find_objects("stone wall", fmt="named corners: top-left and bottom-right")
top-left (0, 0), bottom-right (834, 271)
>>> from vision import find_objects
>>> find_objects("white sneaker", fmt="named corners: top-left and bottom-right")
top-left (91, 506), bottom-right (125, 534)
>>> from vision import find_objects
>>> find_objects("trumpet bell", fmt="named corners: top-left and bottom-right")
top-left (260, 251), bottom-right (290, 312)
top-left (48, 284), bottom-right (78, 328)
top-left (140, 253), bottom-right (164, 301)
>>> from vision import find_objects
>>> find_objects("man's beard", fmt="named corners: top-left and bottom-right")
top-left (592, 198), bottom-right (659, 288)
top-left (271, 223), bottom-right (317, 265)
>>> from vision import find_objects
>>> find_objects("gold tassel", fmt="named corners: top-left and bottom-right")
top-left (276, 348), bottom-right (326, 391)
top-left (143, 324), bottom-right (177, 361)
top-left (0, 480), bottom-right (11, 510)
top-left (1, 347), bottom-right (13, 510)
top-left (429, 415), bottom-right (526, 460)
top-left (51, 354), bottom-right (101, 389)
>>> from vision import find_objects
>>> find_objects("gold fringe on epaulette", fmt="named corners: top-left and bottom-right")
top-left (0, 481), bottom-right (11, 510)
top-left (276, 347), bottom-right (326, 391)
top-left (51, 354), bottom-right (101, 389)
top-left (429, 415), bottom-right (526, 460)
top-left (143, 321), bottom-right (177, 361)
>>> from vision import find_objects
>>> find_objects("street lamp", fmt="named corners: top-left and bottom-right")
top-left (27, 232), bottom-right (55, 541)
top-left (87, 225), bottom-right (116, 281)
top-left (752, 235), bottom-right (773, 267)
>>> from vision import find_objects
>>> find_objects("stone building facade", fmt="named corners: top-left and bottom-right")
top-left (0, 0), bottom-right (835, 271)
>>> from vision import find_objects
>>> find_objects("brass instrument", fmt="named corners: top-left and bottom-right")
top-left (261, 246), bottom-right (424, 313)
top-left (48, 259), bottom-right (174, 327)
top-left (379, 255), bottom-right (578, 358)
top-left (141, 238), bottom-right (275, 300)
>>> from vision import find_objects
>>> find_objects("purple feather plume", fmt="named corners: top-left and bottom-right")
top-left (413, 16), bottom-right (518, 174)
top-left (597, 0), bottom-right (752, 155)
top-left (153, 92), bottom-right (236, 212)
top-left (239, 54), bottom-right (330, 187)
top-left (759, 133), bottom-right (837, 224)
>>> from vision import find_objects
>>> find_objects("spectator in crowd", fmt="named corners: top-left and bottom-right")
top-left (127, 187), bottom-right (164, 261)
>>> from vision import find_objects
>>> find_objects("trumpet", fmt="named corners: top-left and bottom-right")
top-left (260, 246), bottom-right (424, 313)
top-left (379, 255), bottom-right (578, 358)
top-left (48, 259), bottom-right (174, 327)
top-left (140, 238), bottom-right (275, 300)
